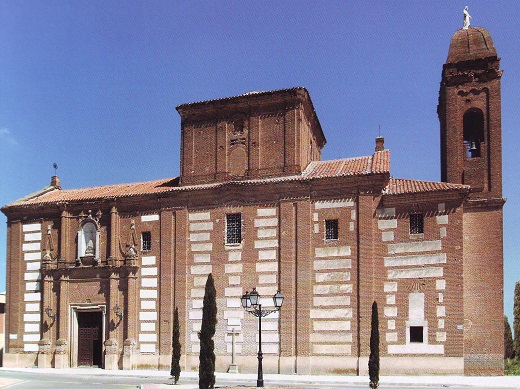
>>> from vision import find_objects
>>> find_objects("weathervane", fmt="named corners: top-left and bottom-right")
top-left (53, 163), bottom-right (58, 176)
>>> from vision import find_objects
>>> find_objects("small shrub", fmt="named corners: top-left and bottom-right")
top-left (505, 359), bottom-right (520, 375)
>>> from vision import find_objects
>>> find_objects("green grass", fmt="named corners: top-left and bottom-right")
top-left (504, 359), bottom-right (520, 375)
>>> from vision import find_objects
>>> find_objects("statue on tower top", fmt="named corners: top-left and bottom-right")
top-left (463, 6), bottom-right (471, 29)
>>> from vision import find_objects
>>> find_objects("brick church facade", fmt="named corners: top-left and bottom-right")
top-left (2, 25), bottom-right (505, 375)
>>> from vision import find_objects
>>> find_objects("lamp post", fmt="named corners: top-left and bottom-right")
top-left (241, 288), bottom-right (284, 388)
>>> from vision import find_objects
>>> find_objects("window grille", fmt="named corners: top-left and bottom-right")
top-left (325, 219), bottom-right (339, 240)
top-left (141, 231), bottom-right (152, 251)
top-left (409, 214), bottom-right (424, 235)
top-left (226, 213), bottom-right (242, 244)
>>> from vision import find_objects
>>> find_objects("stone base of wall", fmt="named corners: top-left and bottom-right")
top-left (132, 354), bottom-right (163, 370)
top-left (464, 354), bottom-right (503, 376)
top-left (365, 356), bottom-right (464, 375)
top-left (3, 353), bottom-right (37, 368)
top-left (2, 352), bottom-right (472, 376)
top-left (185, 354), bottom-right (282, 374)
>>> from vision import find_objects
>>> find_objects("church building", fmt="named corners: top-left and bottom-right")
top-left (2, 23), bottom-right (505, 375)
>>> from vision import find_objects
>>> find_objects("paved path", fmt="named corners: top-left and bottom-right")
top-left (0, 378), bottom-right (22, 388)
top-left (2, 368), bottom-right (520, 389)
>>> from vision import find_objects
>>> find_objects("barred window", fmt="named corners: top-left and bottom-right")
top-left (325, 219), bottom-right (339, 240)
top-left (226, 213), bottom-right (242, 244)
top-left (410, 214), bottom-right (424, 235)
top-left (141, 231), bottom-right (152, 251)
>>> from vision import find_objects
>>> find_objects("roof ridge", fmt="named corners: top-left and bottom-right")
top-left (390, 177), bottom-right (469, 187)
top-left (384, 177), bottom-right (470, 195)
top-left (4, 185), bottom-right (57, 207)
top-left (176, 86), bottom-right (307, 109)
top-left (54, 177), bottom-right (176, 193)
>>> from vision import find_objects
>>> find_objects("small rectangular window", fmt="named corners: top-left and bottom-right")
top-left (410, 326), bottom-right (424, 343)
top-left (325, 219), bottom-right (339, 240)
top-left (141, 231), bottom-right (152, 251)
top-left (410, 214), bottom-right (424, 235)
top-left (226, 213), bottom-right (242, 244)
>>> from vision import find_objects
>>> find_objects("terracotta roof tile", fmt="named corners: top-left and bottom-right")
top-left (383, 178), bottom-right (469, 195)
top-left (9, 178), bottom-right (178, 207)
top-left (176, 87), bottom-right (307, 109)
top-left (371, 150), bottom-right (390, 174)
top-left (303, 151), bottom-right (390, 178)
top-left (5, 152), bottom-right (392, 208)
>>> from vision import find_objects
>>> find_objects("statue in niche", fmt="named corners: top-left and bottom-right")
top-left (42, 224), bottom-right (56, 269)
top-left (85, 239), bottom-right (95, 256)
top-left (77, 210), bottom-right (101, 266)
top-left (120, 220), bottom-right (139, 263)
top-left (82, 222), bottom-right (97, 257)
top-left (463, 6), bottom-right (471, 29)
top-left (232, 115), bottom-right (245, 135)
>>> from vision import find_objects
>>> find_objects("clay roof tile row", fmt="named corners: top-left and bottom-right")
top-left (302, 150), bottom-right (390, 178)
top-left (383, 178), bottom-right (469, 195)
top-left (5, 151), bottom-right (466, 208)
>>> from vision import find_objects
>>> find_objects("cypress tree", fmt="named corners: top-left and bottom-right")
top-left (171, 307), bottom-right (181, 384)
top-left (369, 301), bottom-right (380, 389)
top-left (199, 273), bottom-right (217, 389)
top-left (514, 282), bottom-right (520, 359)
top-left (504, 315), bottom-right (514, 360)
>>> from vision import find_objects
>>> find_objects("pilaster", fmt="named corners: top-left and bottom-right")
top-left (278, 201), bottom-right (297, 373)
top-left (159, 210), bottom-right (175, 357)
top-left (109, 206), bottom-right (120, 265)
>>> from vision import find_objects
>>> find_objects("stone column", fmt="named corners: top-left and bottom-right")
top-left (37, 339), bottom-right (52, 368)
top-left (104, 338), bottom-right (119, 370)
top-left (58, 210), bottom-right (71, 268)
top-left (55, 274), bottom-right (70, 368)
top-left (124, 267), bottom-right (139, 369)
top-left (54, 339), bottom-right (69, 369)
top-left (106, 271), bottom-right (120, 369)
top-left (122, 338), bottom-right (136, 370)
top-left (39, 273), bottom-right (54, 368)
top-left (109, 206), bottom-right (120, 266)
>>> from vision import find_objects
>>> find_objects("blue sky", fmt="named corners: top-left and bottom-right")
top-left (1, 1), bottom-right (519, 320)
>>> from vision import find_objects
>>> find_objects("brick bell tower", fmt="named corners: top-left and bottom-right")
top-left (438, 22), bottom-right (505, 375)
top-left (438, 26), bottom-right (503, 198)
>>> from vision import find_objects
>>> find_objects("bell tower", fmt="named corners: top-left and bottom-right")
top-left (439, 20), bottom-right (505, 375)
top-left (438, 26), bottom-right (503, 199)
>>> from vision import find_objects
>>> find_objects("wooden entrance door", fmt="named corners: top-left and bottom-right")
top-left (77, 311), bottom-right (103, 367)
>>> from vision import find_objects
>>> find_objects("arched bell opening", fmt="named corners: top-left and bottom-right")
top-left (463, 108), bottom-right (484, 159)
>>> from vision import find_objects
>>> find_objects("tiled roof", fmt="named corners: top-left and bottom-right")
top-left (383, 178), bottom-right (469, 195)
top-left (6, 178), bottom-right (179, 207)
top-left (4, 152), bottom-right (391, 209)
top-left (303, 150), bottom-right (390, 178)
top-left (176, 87), bottom-right (307, 109)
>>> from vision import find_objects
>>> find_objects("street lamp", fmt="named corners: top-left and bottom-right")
top-left (241, 288), bottom-right (284, 387)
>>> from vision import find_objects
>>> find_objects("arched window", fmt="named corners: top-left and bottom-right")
top-left (463, 108), bottom-right (484, 158)
top-left (78, 221), bottom-right (99, 258)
